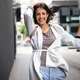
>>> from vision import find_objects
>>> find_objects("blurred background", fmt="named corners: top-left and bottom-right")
top-left (0, 0), bottom-right (80, 80)
top-left (13, 0), bottom-right (80, 46)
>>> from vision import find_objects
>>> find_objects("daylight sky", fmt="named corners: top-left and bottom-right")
top-left (14, 0), bottom-right (53, 5)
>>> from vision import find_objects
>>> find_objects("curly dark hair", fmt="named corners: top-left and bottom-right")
top-left (33, 3), bottom-right (55, 24)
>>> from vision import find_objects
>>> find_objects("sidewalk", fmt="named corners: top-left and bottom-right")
top-left (9, 46), bottom-right (80, 80)
top-left (9, 46), bottom-right (32, 80)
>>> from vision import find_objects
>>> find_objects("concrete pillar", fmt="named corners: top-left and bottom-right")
top-left (66, 16), bottom-right (70, 33)
top-left (67, 24), bottom-right (70, 33)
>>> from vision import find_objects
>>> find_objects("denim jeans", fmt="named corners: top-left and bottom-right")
top-left (39, 66), bottom-right (66, 80)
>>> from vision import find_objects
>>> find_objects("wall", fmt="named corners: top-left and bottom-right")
top-left (0, 0), bottom-right (15, 80)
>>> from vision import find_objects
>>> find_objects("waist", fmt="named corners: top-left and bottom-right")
top-left (33, 49), bottom-right (49, 52)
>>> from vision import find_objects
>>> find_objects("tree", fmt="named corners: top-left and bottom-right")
top-left (18, 23), bottom-right (28, 39)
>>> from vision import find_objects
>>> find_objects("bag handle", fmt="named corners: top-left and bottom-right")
top-left (30, 26), bottom-right (38, 39)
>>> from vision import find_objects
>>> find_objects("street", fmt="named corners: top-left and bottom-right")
top-left (59, 47), bottom-right (80, 80)
top-left (9, 45), bottom-right (80, 80)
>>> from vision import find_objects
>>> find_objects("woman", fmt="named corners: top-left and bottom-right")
top-left (24, 3), bottom-right (80, 80)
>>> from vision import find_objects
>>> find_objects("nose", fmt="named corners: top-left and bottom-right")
top-left (40, 14), bottom-right (43, 18)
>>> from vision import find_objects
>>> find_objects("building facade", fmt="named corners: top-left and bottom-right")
top-left (0, 0), bottom-right (16, 80)
top-left (50, 0), bottom-right (79, 45)
top-left (51, 0), bottom-right (79, 35)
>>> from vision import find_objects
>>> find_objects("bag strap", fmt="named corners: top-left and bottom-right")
top-left (30, 26), bottom-right (38, 39)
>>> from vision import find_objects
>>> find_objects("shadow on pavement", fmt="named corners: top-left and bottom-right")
top-left (9, 53), bottom-right (31, 80)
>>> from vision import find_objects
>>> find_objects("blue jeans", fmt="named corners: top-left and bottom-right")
top-left (39, 66), bottom-right (66, 80)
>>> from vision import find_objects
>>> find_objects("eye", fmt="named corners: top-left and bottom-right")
top-left (42, 12), bottom-right (46, 15)
top-left (36, 13), bottom-right (40, 15)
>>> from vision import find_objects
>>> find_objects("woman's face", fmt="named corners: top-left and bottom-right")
top-left (35, 8), bottom-right (48, 25)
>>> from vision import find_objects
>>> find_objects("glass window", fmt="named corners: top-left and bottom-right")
top-left (72, 7), bottom-right (79, 16)
top-left (61, 7), bottom-right (70, 16)
top-left (71, 27), bottom-right (78, 33)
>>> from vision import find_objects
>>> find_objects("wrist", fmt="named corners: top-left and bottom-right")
top-left (28, 6), bottom-right (34, 11)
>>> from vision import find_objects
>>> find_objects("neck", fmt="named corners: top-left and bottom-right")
top-left (39, 23), bottom-right (49, 30)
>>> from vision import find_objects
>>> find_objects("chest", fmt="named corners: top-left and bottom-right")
top-left (31, 26), bottom-right (61, 49)
top-left (42, 27), bottom-right (56, 49)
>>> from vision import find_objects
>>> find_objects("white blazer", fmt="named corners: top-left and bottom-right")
top-left (24, 7), bottom-right (80, 80)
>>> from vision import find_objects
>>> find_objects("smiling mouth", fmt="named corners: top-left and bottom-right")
top-left (39, 19), bottom-right (44, 22)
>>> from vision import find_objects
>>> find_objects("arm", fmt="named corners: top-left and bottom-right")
top-left (24, 6), bottom-right (35, 36)
top-left (61, 30), bottom-right (80, 48)
top-left (75, 24), bottom-right (80, 38)
top-left (52, 24), bottom-right (80, 47)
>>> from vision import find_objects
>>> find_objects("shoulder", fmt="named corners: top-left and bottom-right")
top-left (49, 23), bottom-right (65, 34)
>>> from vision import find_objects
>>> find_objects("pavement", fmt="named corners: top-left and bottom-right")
top-left (59, 47), bottom-right (80, 80)
top-left (9, 45), bottom-right (80, 80)
top-left (9, 45), bottom-right (32, 80)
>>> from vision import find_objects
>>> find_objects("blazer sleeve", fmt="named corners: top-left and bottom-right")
top-left (24, 6), bottom-right (35, 36)
top-left (61, 29), bottom-right (80, 48)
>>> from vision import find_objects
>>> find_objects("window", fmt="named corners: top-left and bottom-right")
top-left (61, 7), bottom-right (70, 16)
top-left (71, 27), bottom-right (78, 33)
top-left (72, 7), bottom-right (79, 16)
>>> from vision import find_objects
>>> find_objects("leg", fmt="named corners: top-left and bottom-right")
top-left (39, 66), bottom-right (49, 80)
top-left (50, 67), bottom-right (66, 80)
